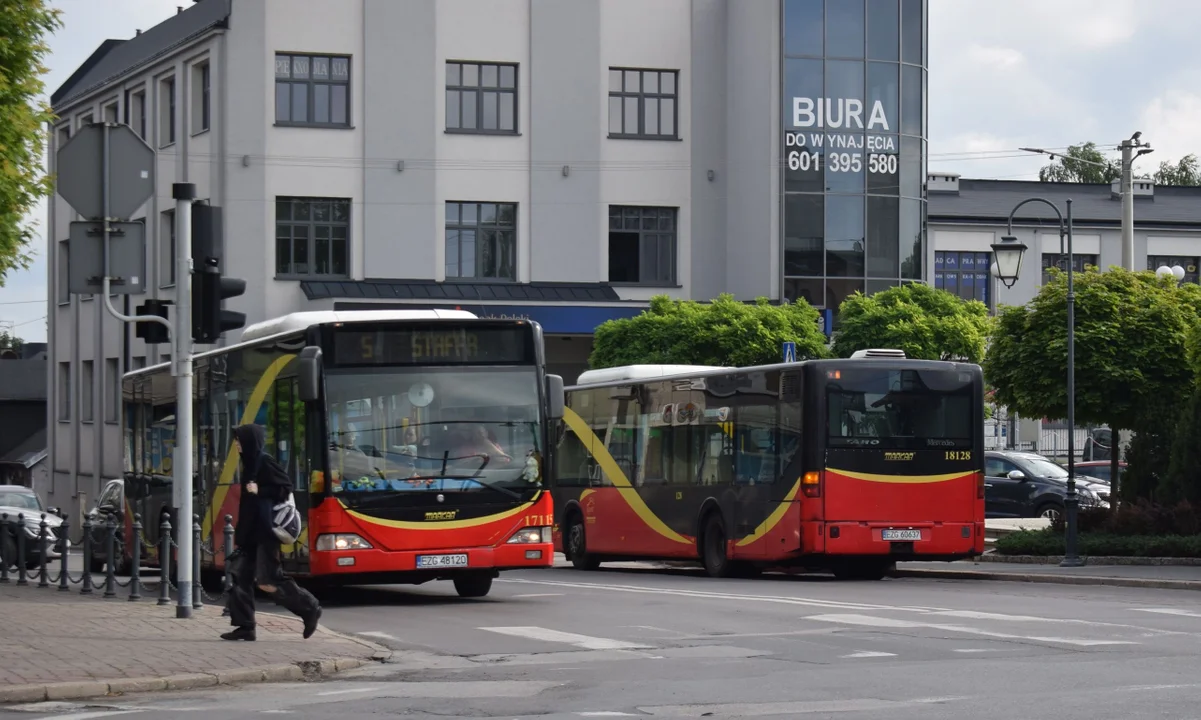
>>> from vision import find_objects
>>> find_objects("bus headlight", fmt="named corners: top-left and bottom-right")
top-left (507, 526), bottom-right (552, 544)
top-left (315, 534), bottom-right (373, 551)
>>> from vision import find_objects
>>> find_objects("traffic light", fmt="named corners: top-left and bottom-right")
top-left (135, 299), bottom-right (170, 344)
top-left (191, 204), bottom-right (246, 344)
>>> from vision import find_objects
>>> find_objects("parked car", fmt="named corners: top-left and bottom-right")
top-left (1074, 460), bottom-right (1126, 491)
top-left (984, 450), bottom-right (1110, 522)
top-left (86, 478), bottom-right (131, 574)
top-left (0, 485), bottom-right (67, 569)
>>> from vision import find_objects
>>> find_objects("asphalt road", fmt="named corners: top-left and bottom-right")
top-left (8, 564), bottom-right (1201, 719)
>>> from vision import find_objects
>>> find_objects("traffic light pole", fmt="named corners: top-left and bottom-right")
top-left (172, 182), bottom-right (196, 619)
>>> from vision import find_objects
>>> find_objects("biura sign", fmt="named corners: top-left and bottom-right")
top-left (785, 96), bottom-right (898, 176)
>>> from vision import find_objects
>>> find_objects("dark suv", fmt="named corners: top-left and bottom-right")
top-left (984, 450), bottom-right (1109, 522)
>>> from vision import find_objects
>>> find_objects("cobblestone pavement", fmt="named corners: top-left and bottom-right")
top-left (0, 583), bottom-right (382, 692)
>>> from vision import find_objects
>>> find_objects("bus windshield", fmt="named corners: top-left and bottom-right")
top-left (825, 367), bottom-right (975, 448)
top-left (324, 367), bottom-right (543, 497)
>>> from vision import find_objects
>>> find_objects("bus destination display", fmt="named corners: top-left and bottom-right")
top-left (333, 326), bottom-right (531, 365)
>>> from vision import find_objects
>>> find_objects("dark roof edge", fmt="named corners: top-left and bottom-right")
top-left (51, 39), bottom-right (124, 106)
top-left (929, 215), bottom-right (1201, 230)
top-left (53, 14), bottom-right (229, 110)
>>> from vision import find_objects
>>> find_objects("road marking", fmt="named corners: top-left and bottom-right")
top-left (953, 648), bottom-right (1006, 653)
top-left (577, 713), bottom-right (639, 717)
top-left (1133, 608), bottom-right (1201, 618)
top-left (512, 593), bottom-right (565, 598)
top-left (357, 631), bottom-right (401, 641)
top-left (842, 651), bottom-right (897, 658)
top-left (639, 696), bottom-right (966, 716)
top-left (807, 613), bottom-right (1138, 646)
top-left (38, 712), bottom-right (143, 720)
top-left (315, 687), bottom-right (377, 697)
top-left (479, 626), bottom-right (652, 650)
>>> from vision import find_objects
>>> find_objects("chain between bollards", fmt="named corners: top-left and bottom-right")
top-left (15, 513), bottom-right (27, 586)
top-left (157, 515), bottom-right (171, 606)
top-left (128, 514), bottom-right (142, 601)
top-left (80, 513), bottom-right (94, 595)
top-left (192, 514), bottom-right (202, 610)
top-left (103, 514), bottom-right (118, 598)
top-left (37, 514), bottom-right (49, 588)
top-left (58, 517), bottom-right (71, 592)
top-left (0, 513), bottom-right (10, 584)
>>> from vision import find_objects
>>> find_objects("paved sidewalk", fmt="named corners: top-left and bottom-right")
top-left (0, 584), bottom-right (387, 703)
top-left (895, 560), bottom-right (1201, 590)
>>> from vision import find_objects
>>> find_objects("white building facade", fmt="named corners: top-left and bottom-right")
top-left (45, 0), bottom-right (930, 525)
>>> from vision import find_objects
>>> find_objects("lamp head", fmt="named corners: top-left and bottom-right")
top-left (990, 235), bottom-right (1028, 289)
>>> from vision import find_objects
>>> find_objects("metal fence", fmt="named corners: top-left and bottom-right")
top-left (0, 510), bottom-right (234, 610)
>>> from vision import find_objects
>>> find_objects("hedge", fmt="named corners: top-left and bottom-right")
top-left (995, 529), bottom-right (1201, 558)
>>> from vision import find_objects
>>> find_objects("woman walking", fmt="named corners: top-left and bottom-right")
top-left (222, 423), bottom-right (322, 641)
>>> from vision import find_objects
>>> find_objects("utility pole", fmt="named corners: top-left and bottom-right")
top-left (1119, 132), bottom-right (1154, 271)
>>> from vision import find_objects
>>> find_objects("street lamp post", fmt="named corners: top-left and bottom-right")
top-left (990, 197), bottom-right (1084, 568)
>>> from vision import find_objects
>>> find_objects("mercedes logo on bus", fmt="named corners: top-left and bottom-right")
top-left (436, 494), bottom-right (446, 503)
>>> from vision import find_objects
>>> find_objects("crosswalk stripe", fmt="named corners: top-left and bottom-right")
top-left (479, 626), bottom-right (652, 650)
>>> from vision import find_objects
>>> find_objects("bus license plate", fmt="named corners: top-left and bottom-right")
top-left (417, 553), bottom-right (469, 568)
top-left (882, 529), bottom-right (921, 541)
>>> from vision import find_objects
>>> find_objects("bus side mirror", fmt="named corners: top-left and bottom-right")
top-left (298, 346), bottom-right (324, 403)
top-left (546, 374), bottom-right (565, 420)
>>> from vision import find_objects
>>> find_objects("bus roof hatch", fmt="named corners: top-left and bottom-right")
top-left (849, 348), bottom-right (907, 359)
top-left (575, 364), bottom-right (721, 386)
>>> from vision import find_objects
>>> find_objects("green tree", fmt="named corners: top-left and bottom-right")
top-left (0, 331), bottom-right (21, 352)
top-left (1038, 142), bottom-right (1121, 183)
top-left (589, 294), bottom-right (829, 369)
top-left (1153, 154), bottom-right (1201, 186)
top-left (0, 2), bottom-right (61, 285)
top-left (1164, 322), bottom-right (1201, 503)
top-left (984, 268), bottom-right (1196, 501)
top-left (832, 283), bottom-right (991, 362)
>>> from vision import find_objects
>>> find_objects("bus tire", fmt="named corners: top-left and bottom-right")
top-left (565, 511), bottom-right (600, 571)
top-left (453, 572), bottom-right (493, 598)
top-left (701, 513), bottom-right (735, 579)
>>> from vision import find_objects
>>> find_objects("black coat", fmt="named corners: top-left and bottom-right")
top-left (232, 424), bottom-right (294, 547)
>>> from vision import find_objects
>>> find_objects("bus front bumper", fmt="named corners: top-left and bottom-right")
top-left (309, 542), bottom-right (556, 575)
top-left (817, 521), bottom-right (984, 558)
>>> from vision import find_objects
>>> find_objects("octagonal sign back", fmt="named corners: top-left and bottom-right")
top-left (56, 122), bottom-right (155, 220)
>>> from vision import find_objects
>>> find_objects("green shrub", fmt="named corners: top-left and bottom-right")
top-left (995, 529), bottom-right (1201, 557)
top-left (1047, 499), bottom-right (1201, 536)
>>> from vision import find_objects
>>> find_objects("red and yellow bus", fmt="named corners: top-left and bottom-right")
top-left (121, 310), bottom-right (563, 598)
top-left (550, 351), bottom-right (984, 580)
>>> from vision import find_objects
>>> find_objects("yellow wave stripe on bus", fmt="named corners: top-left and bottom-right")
top-left (562, 407), bottom-right (692, 545)
top-left (201, 353), bottom-right (298, 541)
top-left (340, 491), bottom-right (541, 530)
top-left (829, 468), bottom-right (974, 484)
top-left (734, 479), bottom-right (802, 547)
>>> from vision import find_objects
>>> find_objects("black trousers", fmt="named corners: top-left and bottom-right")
top-left (227, 541), bottom-right (319, 628)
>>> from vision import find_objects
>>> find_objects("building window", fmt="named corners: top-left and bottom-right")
top-left (193, 62), bottom-right (211, 132)
top-left (57, 239), bottom-right (69, 305)
top-left (445, 62), bottom-right (518, 134)
top-left (160, 210), bottom-right (176, 287)
top-left (103, 102), bottom-right (118, 123)
top-left (444, 202), bottom-right (517, 280)
top-left (1148, 255), bottom-right (1199, 284)
top-left (57, 362), bottom-right (70, 421)
top-left (105, 358), bottom-right (119, 423)
top-left (57, 124), bottom-right (71, 146)
top-left (934, 251), bottom-right (990, 306)
top-left (79, 112), bottom-right (93, 128)
top-left (274, 53), bottom-right (351, 127)
top-left (125, 89), bottom-right (146, 138)
top-left (608, 206), bottom-right (676, 286)
top-left (160, 76), bottom-right (176, 146)
top-left (81, 360), bottom-right (94, 423)
top-left (275, 197), bottom-right (351, 278)
top-left (608, 68), bottom-right (678, 139)
top-left (1041, 253), bottom-right (1098, 285)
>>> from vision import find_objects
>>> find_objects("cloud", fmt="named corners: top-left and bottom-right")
top-left (1139, 91), bottom-right (1201, 167)
top-left (965, 45), bottom-right (1024, 70)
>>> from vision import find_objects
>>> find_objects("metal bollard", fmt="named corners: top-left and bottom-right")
top-left (37, 514), bottom-right (49, 588)
top-left (128, 514), bottom-right (142, 601)
top-left (221, 515), bottom-right (234, 617)
top-left (157, 515), bottom-right (171, 606)
top-left (80, 514), bottom-right (94, 595)
top-left (0, 513), bottom-right (10, 584)
top-left (192, 514), bottom-right (202, 610)
top-left (16, 513), bottom-right (27, 586)
top-left (58, 518), bottom-right (70, 592)
top-left (103, 514), bottom-right (117, 598)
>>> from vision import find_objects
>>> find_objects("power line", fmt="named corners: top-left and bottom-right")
top-left (0, 299), bottom-right (43, 305)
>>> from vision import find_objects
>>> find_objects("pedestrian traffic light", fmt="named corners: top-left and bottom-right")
top-left (134, 299), bottom-right (170, 344)
top-left (191, 204), bottom-right (246, 344)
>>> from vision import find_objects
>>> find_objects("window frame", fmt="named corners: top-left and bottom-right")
top-left (1147, 254), bottom-right (1200, 284)
top-left (81, 360), bottom-right (95, 424)
top-left (607, 67), bottom-right (680, 141)
top-left (1040, 252), bottom-right (1098, 286)
top-left (57, 362), bottom-right (71, 422)
top-left (57, 239), bottom-right (70, 305)
top-left (607, 205), bottom-right (679, 287)
top-left (160, 209), bottom-right (176, 289)
top-left (160, 75), bottom-right (177, 147)
top-left (444, 201), bottom-right (518, 281)
top-left (444, 61), bottom-right (520, 136)
top-left (105, 357), bottom-right (119, 424)
top-left (274, 52), bottom-right (353, 129)
top-left (274, 196), bottom-right (353, 279)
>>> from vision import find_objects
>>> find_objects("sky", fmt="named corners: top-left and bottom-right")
top-left (3, 0), bottom-right (1200, 343)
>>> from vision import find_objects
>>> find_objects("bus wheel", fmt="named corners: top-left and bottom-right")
top-left (565, 512), bottom-right (600, 571)
top-left (453, 572), bottom-right (493, 598)
top-left (701, 514), bottom-right (735, 579)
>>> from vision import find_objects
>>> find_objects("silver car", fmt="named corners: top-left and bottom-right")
top-left (0, 485), bottom-right (66, 569)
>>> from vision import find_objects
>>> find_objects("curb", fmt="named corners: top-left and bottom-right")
top-left (977, 554), bottom-right (1201, 566)
top-left (893, 567), bottom-right (1201, 592)
top-left (0, 654), bottom-right (392, 705)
